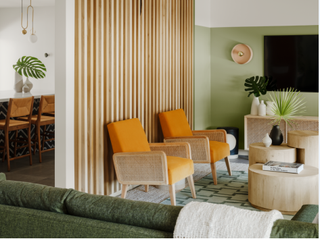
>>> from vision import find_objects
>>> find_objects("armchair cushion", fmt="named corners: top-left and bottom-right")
top-left (159, 109), bottom-right (193, 138)
top-left (107, 118), bottom-right (151, 153)
top-left (209, 141), bottom-right (230, 163)
top-left (167, 156), bottom-right (194, 185)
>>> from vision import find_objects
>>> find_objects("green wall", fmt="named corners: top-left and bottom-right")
top-left (194, 26), bottom-right (212, 130)
top-left (194, 25), bottom-right (318, 149)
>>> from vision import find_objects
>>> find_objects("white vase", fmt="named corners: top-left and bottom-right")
top-left (266, 101), bottom-right (275, 116)
top-left (22, 84), bottom-right (30, 93)
top-left (258, 100), bottom-right (266, 116)
top-left (14, 73), bottom-right (23, 92)
top-left (23, 78), bottom-right (33, 92)
top-left (250, 96), bottom-right (259, 115)
top-left (262, 133), bottom-right (272, 147)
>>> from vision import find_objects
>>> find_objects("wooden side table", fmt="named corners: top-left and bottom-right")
top-left (248, 143), bottom-right (296, 166)
top-left (287, 130), bottom-right (319, 168)
top-left (248, 164), bottom-right (318, 215)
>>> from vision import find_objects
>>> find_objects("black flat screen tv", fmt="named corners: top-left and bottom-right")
top-left (264, 35), bottom-right (318, 92)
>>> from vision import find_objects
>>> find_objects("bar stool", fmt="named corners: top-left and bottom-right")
top-left (0, 97), bottom-right (34, 171)
top-left (20, 95), bottom-right (55, 163)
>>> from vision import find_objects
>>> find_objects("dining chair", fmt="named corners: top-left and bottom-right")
top-left (0, 97), bottom-right (34, 171)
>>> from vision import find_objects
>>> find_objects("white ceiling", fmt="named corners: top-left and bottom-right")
top-left (0, 0), bottom-right (55, 8)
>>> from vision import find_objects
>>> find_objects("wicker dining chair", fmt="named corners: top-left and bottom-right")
top-left (159, 109), bottom-right (232, 185)
top-left (0, 97), bottom-right (34, 171)
top-left (19, 95), bottom-right (55, 163)
top-left (107, 118), bottom-right (196, 206)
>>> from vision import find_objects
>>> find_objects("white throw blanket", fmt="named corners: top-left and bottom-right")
top-left (173, 202), bottom-right (283, 238)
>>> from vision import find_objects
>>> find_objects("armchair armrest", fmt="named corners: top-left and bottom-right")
top-left (192, 129), bottom-right (227, 143)
top-left (149, 142), bottom-right (191, 159)
top-left (164, 136), bottom-right (210, 163)
top-left (113, 151), bottom-right (168, 185)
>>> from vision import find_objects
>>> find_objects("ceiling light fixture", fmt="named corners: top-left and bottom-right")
top-left (21, 0), bottom-right (37, 43)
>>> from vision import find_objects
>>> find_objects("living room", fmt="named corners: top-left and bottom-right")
top-left (0, 0), bottom-right (319, 237)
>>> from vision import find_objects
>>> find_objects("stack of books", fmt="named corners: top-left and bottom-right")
top-left (263, 161), bottom-right (304, 174)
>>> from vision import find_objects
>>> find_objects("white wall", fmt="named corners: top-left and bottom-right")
top-left (55, 0), bottom-right (74, 189)
top-left (195, 0), bottom-right (318, 27)
top-left (0, 6), bottom-right (55, 91)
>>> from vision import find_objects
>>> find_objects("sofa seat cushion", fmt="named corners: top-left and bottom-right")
top-left (0, 179), bottom-right (73, 213)
top-left (270, 219), bottom-right (318, 238)
top-left (167, 156), bottom-right (194, 184)
top-left (65, 190), bottom-right (182, 233)
top-left (209, 141), bottom-right (230, 163)
top-left (0, 204), bottom-right (172, 238)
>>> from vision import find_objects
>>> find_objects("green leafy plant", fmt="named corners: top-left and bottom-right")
top-left (268, 88), bottom-right (306, 128)
top-left (244, 76), bottom-right (269, 97)
top-left (13, 56), bottom-right (46, 79)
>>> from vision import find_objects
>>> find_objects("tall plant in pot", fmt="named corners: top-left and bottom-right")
top-left (244, 76), bottom-right (269, 115)
top-left (268, 87), bottom-right (306, 145)
top-left (13, 56), bottom-right (46, 93)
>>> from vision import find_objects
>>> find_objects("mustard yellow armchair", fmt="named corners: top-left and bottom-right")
top-left (107, 118), bottom-right (196, 205)
top-left (159, 109), bottom-right (232, 185)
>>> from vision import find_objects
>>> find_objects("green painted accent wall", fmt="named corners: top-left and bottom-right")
top-left (194, 25), bottom-right (318, 149)
top-left (194, 25), bottom-right (212, 130)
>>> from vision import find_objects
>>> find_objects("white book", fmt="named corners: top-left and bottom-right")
top-left (262, 161), bottom-right (304, 174)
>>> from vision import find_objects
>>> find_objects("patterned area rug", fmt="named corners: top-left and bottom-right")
top-left (124, 161), bottom-right (249, 203)
top-left (160, 169), bottom-right (293, 220)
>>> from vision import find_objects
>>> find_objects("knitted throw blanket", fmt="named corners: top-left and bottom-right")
top-left (173, 202), bottom-right (283, 238)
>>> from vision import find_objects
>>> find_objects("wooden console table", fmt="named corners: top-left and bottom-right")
top-left (244, 115), bottom-right (318, 150)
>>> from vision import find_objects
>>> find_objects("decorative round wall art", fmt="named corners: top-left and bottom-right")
top-left (231, 44), bottom-right (253, 64)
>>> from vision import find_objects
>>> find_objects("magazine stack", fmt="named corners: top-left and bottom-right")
top-left (262, 161), bottom-right (304, 174)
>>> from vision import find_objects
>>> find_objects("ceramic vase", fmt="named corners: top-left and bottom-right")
top-left (14, 76), bottom-right (23, 92)
top-left (258, 100), bottom-right (266, 116)
top-left (24, 78), bottom-right (33, 92)
top-left (262, 133), bottom-right (272, 147)
top-left (266, 101), bottom-right (275, 116)
top-left (22, 84), bottom-right (30, 93)
top-left (250, 96), bottom-right (259, 115)
top-left (269, 125), bottom-right (283, 145)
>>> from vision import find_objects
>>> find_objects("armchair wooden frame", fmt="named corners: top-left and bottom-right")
top-left (113, 142), bottom-right (196, 206)
top-left (0, 97), bottom-right (34, 171)
top-left (164, 129), bottom-right (232, 185)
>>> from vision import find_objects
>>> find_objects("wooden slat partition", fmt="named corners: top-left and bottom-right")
top-left (75, 0), bottom-right (194, 195)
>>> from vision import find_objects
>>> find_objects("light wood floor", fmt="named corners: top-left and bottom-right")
top-left (0, 150), bottom-right (54, 187)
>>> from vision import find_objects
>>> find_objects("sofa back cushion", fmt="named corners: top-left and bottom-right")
top-left (0, 173), bottom-right (6, 181)
top-left (0, 179), bottom-right (72, 214)
top-left (65, 190), bottom-right (182, 232)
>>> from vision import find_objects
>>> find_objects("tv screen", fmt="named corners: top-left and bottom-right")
top-left (264, 35), bottom-right (318, 93)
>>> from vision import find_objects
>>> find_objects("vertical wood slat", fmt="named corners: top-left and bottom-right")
top-left (74, 0), bottom-right (194, 195)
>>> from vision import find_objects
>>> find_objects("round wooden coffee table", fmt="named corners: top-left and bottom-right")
top-left (248, 164), bottom-right (318, 215)
top-left (248, 143), bottom-right (296, 166)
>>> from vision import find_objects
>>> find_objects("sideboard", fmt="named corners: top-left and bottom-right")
top-left (244, 115), bottom-right (318, 150)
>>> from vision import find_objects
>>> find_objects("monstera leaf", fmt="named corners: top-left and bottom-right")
top-left (13, 56), bottom-right (46, 79)
top-left (244, 76), bottom-right (269, 97)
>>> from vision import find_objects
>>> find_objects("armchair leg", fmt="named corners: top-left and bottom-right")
top-left (225, 157), bottom-right (232, 176)
top-left (145, 185), bottom-right (149, 192)
top-left (187, 175), bottom-right (196, 198)
top-left (210, 163), bottom-right (218, 185)
top-left (121, 184), bottom-right (128, 198)
top-left (169, 184), bottom-right (176, 206)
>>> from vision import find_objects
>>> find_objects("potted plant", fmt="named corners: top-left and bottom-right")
top-left (13, 56), bottom-right (46, 92)
top-left (244, 76), bottom-right (270, 115)
top-left (268, 87), bottom-right (306, 145)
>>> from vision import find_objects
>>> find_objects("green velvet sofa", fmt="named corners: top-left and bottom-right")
top-left (0, 173), bottom-right (318, 238)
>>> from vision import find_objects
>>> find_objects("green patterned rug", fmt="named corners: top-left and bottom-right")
top-left (161, 170), bottom-right (293, 220)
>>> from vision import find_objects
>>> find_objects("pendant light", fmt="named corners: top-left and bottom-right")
top-left (21, 0), bottom-right (37, 43)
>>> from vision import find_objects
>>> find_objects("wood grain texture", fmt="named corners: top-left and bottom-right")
top-left (248, 164), bottom-right (318, 214)
top-left (248, 143), bottom-right (296, 166)
top-left (74, 0), bottom-right (194, 195)
top-left (287, 130), bottom-right (319, 168)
